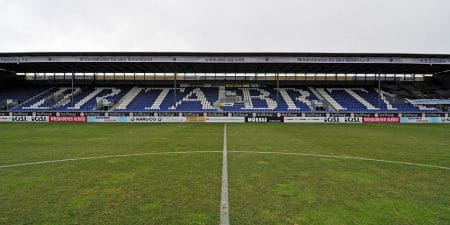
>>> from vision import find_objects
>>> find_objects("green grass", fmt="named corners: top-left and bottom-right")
top-left (0, 123), bottom-right (449, 224)
top-left (0, 123), bottom-right (223, 225)
top-left (227, 124), bottom-right (450, 225)
top-left (0, 123), bottom-right (223, 165)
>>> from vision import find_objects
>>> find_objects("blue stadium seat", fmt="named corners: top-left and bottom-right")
top-left (4, 86), bottom-right (441, 113)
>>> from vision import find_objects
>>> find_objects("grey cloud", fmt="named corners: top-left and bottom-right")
top-left (0, 0), bottom-right (449, 53)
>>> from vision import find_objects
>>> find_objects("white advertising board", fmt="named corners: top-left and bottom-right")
top-left (0, 116), bottom-right (12, 122)
top-left (9, 116), bottom-right (49, 122)
top-left (205, 117), bottom-right (245, 123)
top-left (284, 117), bottom-right (324, 123)
top-left (128, 117), bottom-right (187, 123)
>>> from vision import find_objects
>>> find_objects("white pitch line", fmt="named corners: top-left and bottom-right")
top-left (1, 150), bottom-right (448, 171)
top-left (229, 151), bottom-right (450, 170)
top-left (0, 151), bottom-right (222, 169)
top-left (220, 124), bottom-right (230, 225)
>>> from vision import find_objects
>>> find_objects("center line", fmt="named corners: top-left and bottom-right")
top-left (220, 124), bottom-right (230, 225)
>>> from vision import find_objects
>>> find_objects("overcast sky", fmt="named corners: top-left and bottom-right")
top-left (1, 0), bottom-right (449, 54)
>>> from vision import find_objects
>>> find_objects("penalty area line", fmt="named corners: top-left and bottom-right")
top-left (0, 151), bottom-right (222, 169)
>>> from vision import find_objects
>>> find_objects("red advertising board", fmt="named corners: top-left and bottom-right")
top-left (49, 116), bottom-right (87, 122)
top-left (362, 116), bottom-right (400, 123)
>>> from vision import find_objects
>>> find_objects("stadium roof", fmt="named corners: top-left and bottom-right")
top-left (1, 52), bottom-right (450, 74)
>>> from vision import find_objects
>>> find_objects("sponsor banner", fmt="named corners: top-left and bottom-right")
top-left (400, 117), bottom-right (441, 123)
top-left (323, 117), bottom-right (362, 123)
top-left (440, 117), bottom-right (450, 123)
top-left (205, 117), bottom-right (245, 123)
top-left (2, 55), bottom-right (450, 65)
top-left (362, 117), bottom-right (400, 123)
top-left (186, 117), bottom-right (206, 122)
top-left (0, 116), bottom-right (12, 122)
top-left (283, 117), bottom-right (324, 123)
top-left (87, 116), bottom-right (128, 123)
top-left (10, 116), bottom-right (49, 122)
top-left (342, 117), bottom-right (362, 123)
top-left (49, 116), bottom-right (87, 123)
top-left (267, 117), bottom-right (283, 123)
top-left (285, 117), bottom-right (362, 123)
top-left (245, 117), bottom-right (284, 123)
top-left (323, 117), bottom-right (340, 123)
top-left (246, 117), bottom-right (268, 123)
top-left (128, 117), bottom-right (186, 123)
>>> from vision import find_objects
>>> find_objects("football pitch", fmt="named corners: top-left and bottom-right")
top-left (0, 123), bottom-right (449, 225)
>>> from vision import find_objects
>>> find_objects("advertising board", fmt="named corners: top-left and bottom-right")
top-left (323, 117), bottom-right (362, 123)
top-left (267, 117), bottom-right (283, 123)
top-left (323, 117), bottom-right (340, 123)
top-left (245, 117), bottom-right (284, 123)
top-left (49, 116), bottom-right (87, 122)
top-left (10, 116), bottom-right (49, 122)
top-left (185, 117), bottom-right (206, 122)
top-left (362, 117), bottom-right (400, 123)
top-left (87, 116), bottom-right (128, 123)
top-left (245, 117), bottom-right (266, 123)
top-left (341, 117), bottom-right (362, 123)
top-left (205, 117), bottom-right (245, 123)
top-left (400, 117), bottom-right (442, 123)
top-left (283, 117), bottom-right (324, 123)
top-left (0, 116), bottom-right (11, 122)
top-left (285, 117), bottom-right (362, 123)
top-left (128, 117), bottom-right (186, 123)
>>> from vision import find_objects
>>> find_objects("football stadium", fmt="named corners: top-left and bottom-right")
top-left (0, 52), bottom-right (449, 224)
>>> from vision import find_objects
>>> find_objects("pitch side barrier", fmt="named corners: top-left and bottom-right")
top-left (284, 116), bottom-right (449, 124)
top-left (284, 117), bottom-right (363, 123)
top-left (86, 116), bottom-right (246, 123)
top-left (0, 116), bottom-right (449, 124)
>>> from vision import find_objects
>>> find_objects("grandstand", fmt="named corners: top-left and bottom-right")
top-left (0, 52), bottom-right (449, 116)
top-left (0, 86), bottom-right (443, 113)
